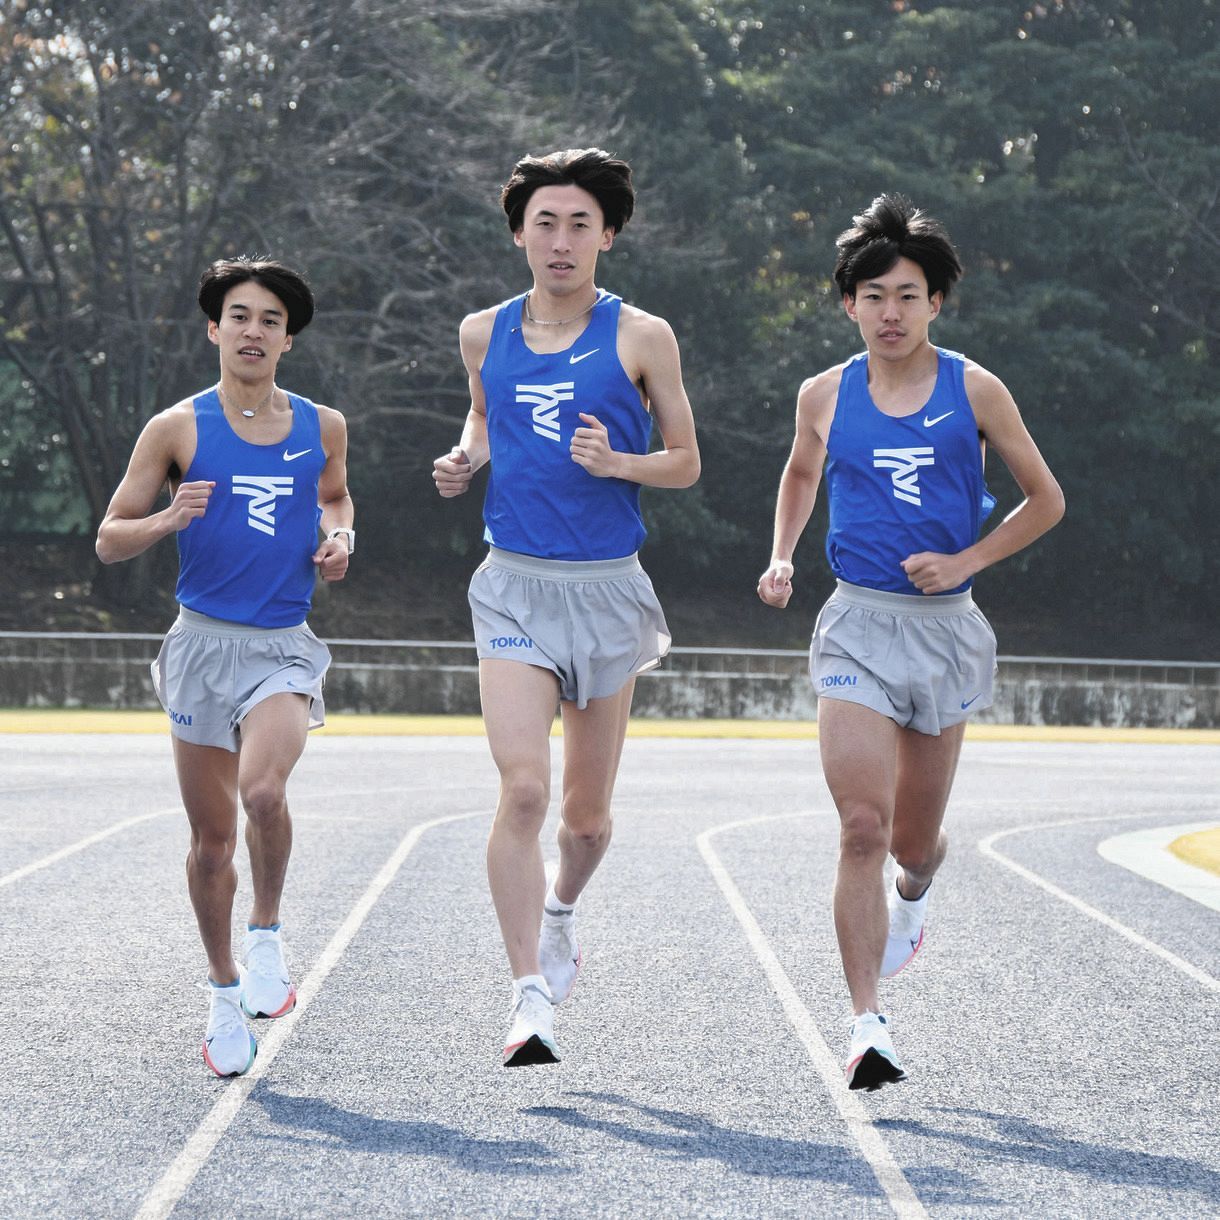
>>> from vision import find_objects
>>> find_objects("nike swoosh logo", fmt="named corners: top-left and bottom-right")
top-left (569, 349), bottom-right (599, 364)
top-left (960, 694), bottom-right (981, 710)
top-left (923, 411), bottom-right (954, 428)
top-left (283, 449), bottom-right (312, 461)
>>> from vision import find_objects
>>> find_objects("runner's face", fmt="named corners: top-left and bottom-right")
top-left (514, 184), bottom-right (614, 298)
top-left (844, 257), bottom-right (942, 361)
top-left (207, 281), bottom-right (293, 383)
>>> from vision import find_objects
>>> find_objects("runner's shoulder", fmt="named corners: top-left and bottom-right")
top-left (143, 397), bottom-right (198, 440)
top-left (797, 362), bottom-right (848, 412)
top-left (617, 300), bottom-right (675, 342)
top-left (459, 304), bottom-right (499, 366)
top-left (961, 358), bottom-right (1018, 421)
top-left (460, 303), bottom-right (500, 341)
top-left (617, 302), bottom-right (680, 371)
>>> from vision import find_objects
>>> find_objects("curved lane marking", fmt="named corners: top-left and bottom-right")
top-left (0, 808), bottom-right (178, 891)
top-left (0, 783), bottom-right (455, 892)
top-left (1098, 822), bottom-right (1220, 914)
top-left (979, 814), bottom-right (1219, 995)
top-left (698, 813), bottom-right (928, 1220)
top-left (134, 809), bottom-right (484, 1220)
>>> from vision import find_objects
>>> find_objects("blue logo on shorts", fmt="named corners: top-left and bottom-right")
top-left (490, 636), bottom-right (533, 649)
top-left (820, 674), bottom-right (858, 688)
top-left (168, 708), bottom-right (193, 726)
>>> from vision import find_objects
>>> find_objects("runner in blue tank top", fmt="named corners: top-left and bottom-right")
top-left (757, 196), bottom-right (1064, 1091)
top-left (96, 258), bottom-right (355, 1078)
top-left (433, 149), bottom-right (700, 1067)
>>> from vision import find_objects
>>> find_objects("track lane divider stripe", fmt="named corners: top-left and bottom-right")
top-left (134, 809), bottom-right (483, 1220)
top-left (0, 809), bottom-right (178, 890)
top-left (697, 815), bottom-right (928, 1220)
top-left (979, 815), bottom-right (1220, 995)
top-left (0, 781), bottom-right (451, 892)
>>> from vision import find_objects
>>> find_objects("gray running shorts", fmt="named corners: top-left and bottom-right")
top-left (468, 546), bottom-right (671, 709)
top-left (809, 580), bottom-right (997, 736)
top-left (151, 606), bottom-right (331, 752)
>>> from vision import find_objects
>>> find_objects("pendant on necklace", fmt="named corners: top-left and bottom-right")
top-left (219, 382), bottom-right (274, 419)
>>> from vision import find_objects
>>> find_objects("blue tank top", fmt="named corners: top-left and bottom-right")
top-left (824, 348), bottom-right (995, 595)
top-left (479, 291), bottom-right (651, 560)
top-left (176, 388), bottom-right (326, 626)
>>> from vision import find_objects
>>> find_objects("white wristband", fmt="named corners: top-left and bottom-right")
top-left (326, 527), bottom-right (355, 554)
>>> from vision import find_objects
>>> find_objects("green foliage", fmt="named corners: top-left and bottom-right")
top-left (0, 0), bottom-right (1214, 652)
top-left (686, 0), bottom-right (1219, 642)
top-left (0, 364), bottom-right (90, 531)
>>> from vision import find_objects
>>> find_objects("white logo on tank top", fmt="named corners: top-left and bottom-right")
top-left (516, 382), bottom-right (574, 443)
top-left (232, 474), bottom-right (294, 536)
top-left (872, 447), bottom-right (935, 507)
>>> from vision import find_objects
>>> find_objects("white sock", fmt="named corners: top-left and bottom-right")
top-left (895, 876), bottom-right (930, 911)
top-left (544, 881), bottom-right (576, 917)
top-left (514, 973), bottom-right (550, 999)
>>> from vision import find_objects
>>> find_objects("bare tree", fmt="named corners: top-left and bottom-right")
top-left (0, 0), bottom-right (547, 593)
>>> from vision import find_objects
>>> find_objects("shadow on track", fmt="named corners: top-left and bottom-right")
top-left (525, 1090), bottom-right (885, 1195)
top-left (252, 1087), bottom-right (564, 1176)
top-left (878, 1106), bottom-right (1220, 1208)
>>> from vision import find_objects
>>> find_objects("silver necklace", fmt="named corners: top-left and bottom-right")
top-left (523, 290), bottom-right (598, 327)
top-left (218, 382), bottom-right (276, 418)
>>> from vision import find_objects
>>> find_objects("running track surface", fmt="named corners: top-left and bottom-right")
top-left (1, 731), bottom-right (1217, 1219)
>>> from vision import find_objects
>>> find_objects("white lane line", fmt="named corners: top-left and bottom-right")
top-left (979, 815), bottom-right (1220, 996)
top-left (1098, 822), bottom-right (1220, 914)
top-left (134, 809), bottom-right (483, 1220)
top-left (0, 782), bottom-right (457, 891)
top-left (697, 815), bottom-right (928, 1220)
top-left (0, 809), bottom-right (178, 890)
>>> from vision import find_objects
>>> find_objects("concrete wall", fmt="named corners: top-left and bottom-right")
top-left (2, 633), bottom-right (1217, 728)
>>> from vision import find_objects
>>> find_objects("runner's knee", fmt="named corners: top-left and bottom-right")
top-left (240, 778), bottom-right (288, 823)
top-left (838, 805), bottom-right (890, 862)
top-left (496, 772), bottom-right (550, 831)
top-left (189, 829), bottom-right (237, 874)
top-left (560, 797), bottom-right (611, 843)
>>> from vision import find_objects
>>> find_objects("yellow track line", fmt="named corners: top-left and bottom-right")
top-left (1, 709), bottom-right (1217, 744)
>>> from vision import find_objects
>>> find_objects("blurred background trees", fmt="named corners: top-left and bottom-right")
top-left (1, 0), bottom-right (1215, 655)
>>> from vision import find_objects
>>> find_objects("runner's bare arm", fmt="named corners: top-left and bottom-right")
top-left (313, 406), bottom-right (353, 581)
top-left (95, 405), bottom-right (210, 564)
top-left (434, 309), bottom-right (493, 497)
top-left (757, 371), bottom-right (837, 608)
top-left (901, 366), bottom-right (1064, 594)
top-left (571, 309), bottom-right (699, 488)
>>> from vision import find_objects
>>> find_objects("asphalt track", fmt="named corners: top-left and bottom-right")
top-left (1, 725), bottom-right (1217, 1219)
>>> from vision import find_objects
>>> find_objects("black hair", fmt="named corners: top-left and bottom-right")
top-left (500, 148), bottom-right (635, 234)
top-left (197, 257), bottom-right (315, 334)
top-left (833, 195), bottom-right (963, 300)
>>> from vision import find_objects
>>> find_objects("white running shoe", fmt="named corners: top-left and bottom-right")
top-left (845, 1011), bottom-right (906, 1092)
top-left (538, 908), bottom-right (582, 1005)
top-left (203, 979), bottom-right (257, 1078)
top-left (881, 879), bottom-right (927, 979)
top-left (241, 926), bottom-right (297, 1019)
top-left (503, 979), bottom-right (560, 1067)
